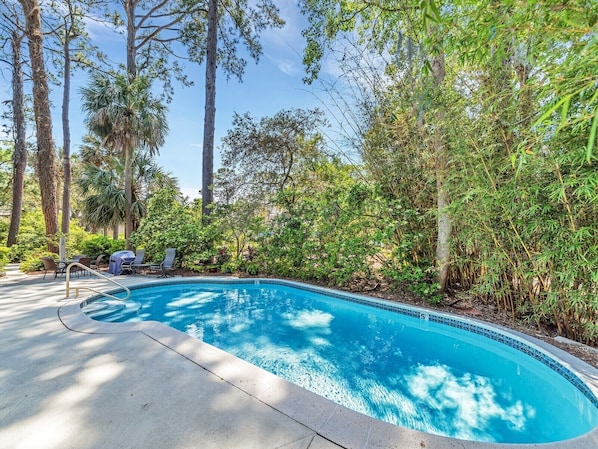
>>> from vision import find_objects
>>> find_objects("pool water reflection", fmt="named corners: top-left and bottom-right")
top-left (83, 281), bottom-right (598, 443)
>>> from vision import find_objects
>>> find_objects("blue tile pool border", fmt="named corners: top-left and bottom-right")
top-left (84, 277), bottom-right (598, 410)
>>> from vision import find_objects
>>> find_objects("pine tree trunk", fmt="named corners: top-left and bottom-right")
top-left (124, 146), bottom-right (134, 249)
top-left (61, 35), bottom-right (72, 235)
top-left (125, 0), bottom-right (137, 77)
top-left (7, 29), bottom-right (27, 247)
top-left (202, 0), bottom-right (218, 217)
top-left (19, 0), bottom-right (59, 253)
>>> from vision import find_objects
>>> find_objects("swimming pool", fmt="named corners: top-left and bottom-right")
top-left (81, 279), bottom-right (598, 444)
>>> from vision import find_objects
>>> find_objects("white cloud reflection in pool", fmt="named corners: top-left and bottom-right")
top-left (83, 282), bottom-right (598, 443)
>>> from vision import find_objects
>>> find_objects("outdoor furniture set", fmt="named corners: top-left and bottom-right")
top-left (41, 248), bottom-right (176, 280)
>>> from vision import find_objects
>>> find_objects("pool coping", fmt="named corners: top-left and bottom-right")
top-left (58, 277), bottom-right (598, 449)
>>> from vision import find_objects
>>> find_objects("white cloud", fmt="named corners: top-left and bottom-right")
top-left (282, 309), bottom-right (334, 330)
top-left (405, 364), bottom-right (535, 441)
top-left (266, 54), bottom-right (299, 76)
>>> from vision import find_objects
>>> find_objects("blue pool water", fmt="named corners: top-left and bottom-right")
top-left (83, 281), bottom-right (598, 443)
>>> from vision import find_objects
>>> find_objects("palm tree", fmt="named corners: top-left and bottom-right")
top-left (80, 72), bottom-right (168, 248)
top-left (78, 153), bottom-right (178, 238)
top-left (78, 160), bottom-right (126, 238)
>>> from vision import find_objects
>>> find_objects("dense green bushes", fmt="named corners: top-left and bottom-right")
top-left (0, 246), bottom-right (8, 271)
top-left (80, 235), bottom-right (125, 260)
top-left (130, 189), bottom-right (218, 268)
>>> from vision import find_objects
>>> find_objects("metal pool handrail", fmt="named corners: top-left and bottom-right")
top-left (65, 262), bottom-right (131, 301)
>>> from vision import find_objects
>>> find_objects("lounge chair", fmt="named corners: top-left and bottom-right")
top-left (40, 257), bottom-right (66, 280)
top-left (148, 248), bottom-right (176, 277)
top-left (121, 249), bottom-right (145, 275)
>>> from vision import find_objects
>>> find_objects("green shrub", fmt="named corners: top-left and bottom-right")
top-left (64, 224), bottom-right (91, 255)
top-left (383, 263), bottom-right (442, 304)
top-left (20, 252), bottom-right (58, 273)
top-left (220, 261), bottom-right (238, 274)
top-left (130, 188), bottom-right (217, 266)
top-left (80, 235), bottom-right (124, 259)
top-left (0, 246), bottom-right (9, 271)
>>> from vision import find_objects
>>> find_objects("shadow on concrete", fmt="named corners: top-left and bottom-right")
top-left (0, 278), bottom-right (332, 449)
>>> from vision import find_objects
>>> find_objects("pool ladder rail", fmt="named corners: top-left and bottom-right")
top-left (64, 262), bottom-right (131, 301)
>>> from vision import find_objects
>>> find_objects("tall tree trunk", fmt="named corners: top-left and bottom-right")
top-left (124, 146), bottom-right (134, 249)
top-left (125, 0), bottom-right (137, 77)
top-left (61, 34), bottom-right (72, 235)
top-left (124, 0), bottom-right (138, 245)
top-left (202, 0), bottom-right (218, 217)
top-left (19, 0), bottom-right (59, 253)
top-left (431, 51), bottom-right (451, 292)
top-left (7, 29), bottom-right (27, 247)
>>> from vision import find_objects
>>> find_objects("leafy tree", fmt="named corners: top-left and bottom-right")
top-left (255, 158), bottom-right (387, 287)
top-left (0, 6), bottom-right (28, 247)
top-left (0, 146), bottom-right (14, 208)
top-left (6, 209), bottom-right (46, 261)
top-left (80, 72), bottom-right (168, 248)
top-left (299, 0), bottom-right (454, 290)
top-left (212, 168), bottom-right (265, 259)
top-left (220, 108), bottom-right (328, 211)
top-left (180, 0), bottom-right (284, 216)
top-left (44, 0), bottom-right (110, 236)
top-left (78, 152), bottom-right (177, 238)
top-left (130, 188), bottom-right (216, 267)
top-left (17, 0), bottom-right (60, 252)
top-left (78, 160), bottom-right (126, 238)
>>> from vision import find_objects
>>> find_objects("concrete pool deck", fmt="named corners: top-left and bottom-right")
top-left (1, 264), bottom-right (597, 449)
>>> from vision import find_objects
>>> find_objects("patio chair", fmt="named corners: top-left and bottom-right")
top-left (75, 257), bottom-right (92, 277)
top-left (40, 257), bottom-right (66, 280)
top-left (121, 249), bottom-right (145, 275)
top-left (148, 248), bottom-right (176, 277)
top-left (90, 254), bottom-right (105, 272)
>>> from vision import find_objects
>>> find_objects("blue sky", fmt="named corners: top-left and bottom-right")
top-left (62, 0), bottom-right (337, 199)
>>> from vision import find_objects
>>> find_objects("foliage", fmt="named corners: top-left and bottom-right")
top-left (0, 146), bottom-right (13, 208)
top-left (0, 207), bottom-right (108, 264)
top-left (64, 222), bottom-right (91, 255)
top-left (6, 210), bottom-right (47, 261)
top-left (77, 152), bottom-right (178, 232)
top-left (20, 251), bottom-right (58, 273)
top-left (220, 108), bottom-right (328, 210)
top-left (80, 235), bottom-right (125, 260)
top-left (129, 188), bottom-right (217, 268)
top-left (80, 72), bottom-right (168, 247)
top-left (256, 161), bottom-right (383, 287)
top-left (295, 0), bottom-right (598, 344)
top-left (0, 246), bottom-right (9, 271)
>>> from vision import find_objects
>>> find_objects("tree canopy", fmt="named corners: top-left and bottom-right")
top-left (80, 72), bottom-right (168, 248)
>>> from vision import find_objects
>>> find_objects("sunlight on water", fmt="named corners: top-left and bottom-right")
top-left (84, 282), bottom-right (598, 443)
